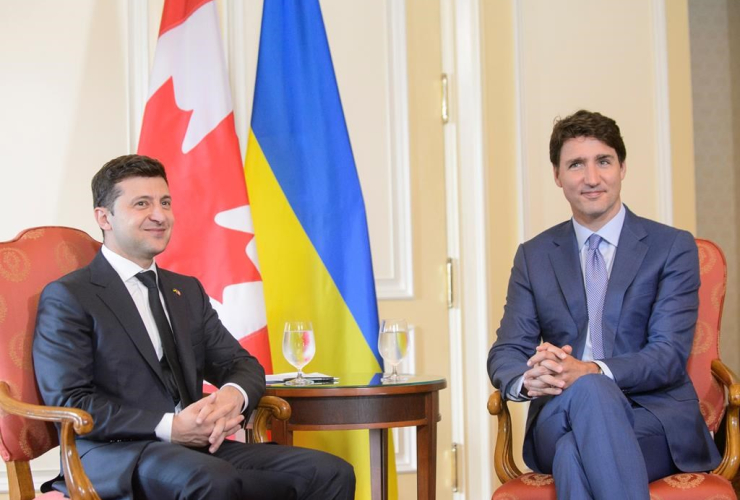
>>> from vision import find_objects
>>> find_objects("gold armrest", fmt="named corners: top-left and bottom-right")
top-left (488, 390), bottom-right (522, 483)
top-left (0, 381), bottom-right (100, 500)
top-left (711, 359), bottom-right (740, 480)
top-left (251, 395), bottom-right (291, 444)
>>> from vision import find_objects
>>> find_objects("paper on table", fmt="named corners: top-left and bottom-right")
top-left (266, 372), bottom-right (339, 384)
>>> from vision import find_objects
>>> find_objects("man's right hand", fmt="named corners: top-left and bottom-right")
top-left (171, 393), bottom-right (244, 449)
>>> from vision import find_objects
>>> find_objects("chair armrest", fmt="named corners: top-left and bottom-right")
top-left (0, 381), bottom-right (100, 500)
top-left (711, 359), bottom-right (740, 480)
top-left (488, 390), bottom-right (522, 483)
top-left (251, 395), bottom-right (291, 444)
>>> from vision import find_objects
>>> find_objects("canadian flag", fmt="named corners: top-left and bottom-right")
top-left (137, 0), bottom-right (272, 372)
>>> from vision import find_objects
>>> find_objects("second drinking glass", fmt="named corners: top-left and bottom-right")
top-left (282, 321), bottom-right (316, 385)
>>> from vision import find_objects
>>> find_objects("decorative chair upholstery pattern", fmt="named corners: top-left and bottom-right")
top-left (489, 238), bottom-right (739, 500)
top-left (0, 227), bottom-right (291, 499)
top-left (0, 227), bottom-right (101, 500)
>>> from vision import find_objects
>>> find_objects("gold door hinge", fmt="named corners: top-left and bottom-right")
top-left (441, 73), bottom-right (450, 123)
top-left (446, 257), bottom-right (454, 309)
top-left (451, 442), bottom-right (460, 492)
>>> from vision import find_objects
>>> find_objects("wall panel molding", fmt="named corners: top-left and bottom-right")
top-left (651, 0), bottom-right (674, 225)
top-left (127, 0), bottom-right (150, 153)
top-left (374, 0), bottom-right (414, 300)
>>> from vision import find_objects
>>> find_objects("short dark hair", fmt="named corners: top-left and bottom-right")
top-left (549, 110), bottom-right (626, 167)
top-left (92, 154), bottom-right (168, 211)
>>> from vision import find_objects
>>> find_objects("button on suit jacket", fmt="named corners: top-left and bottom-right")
top-left (487, 207), bottom-right (720, 473)
top-left (33, 251), bottom-right (266, 499)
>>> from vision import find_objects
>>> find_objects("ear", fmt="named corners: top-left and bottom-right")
top-left (553, 165), bottom-right (563, 187)
top-left (94, 207), bottom-right (112, 232)
top-left (620, 161), bottom-right (627, 180)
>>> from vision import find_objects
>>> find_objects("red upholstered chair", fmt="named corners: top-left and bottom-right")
top-left (0, 227), bottom-right (290, 499)
top-left (488, 238), bottom-right (740, 499)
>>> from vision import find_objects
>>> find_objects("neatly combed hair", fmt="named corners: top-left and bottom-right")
top-left (549, 110), bottom-right (626, 167)
top-left (91, 154), bottom-right (168, 211)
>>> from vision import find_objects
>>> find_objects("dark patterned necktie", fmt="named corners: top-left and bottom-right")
top-left (136, 271), bottom-right (192, 407)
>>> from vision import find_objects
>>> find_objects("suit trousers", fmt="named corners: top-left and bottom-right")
top-left (527, 374), bottom-right (677, 500)
top-left (131, 440), bottom-right (355, 500)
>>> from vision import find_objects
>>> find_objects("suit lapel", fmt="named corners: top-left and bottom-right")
top-left (89, 252), bottom-right (165, 383)
top-left (602, 209), bottom-right (648, 357)
top-left (157, 269), bottom-right (197, 403)
top-left (549, 224), bottom-right (589, 357)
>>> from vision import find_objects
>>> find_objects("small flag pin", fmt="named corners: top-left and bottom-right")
top-left (172, 288), bottom-right (181, 296)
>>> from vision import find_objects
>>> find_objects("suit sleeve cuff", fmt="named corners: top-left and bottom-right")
top-left (155, 413), bottom-right (174, 442)
top-left (223, 382), bottom-right (249, 413)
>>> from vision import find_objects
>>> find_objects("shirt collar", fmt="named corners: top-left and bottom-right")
top-left (572, 203), bottom-right (626, 249)
top-left (101, 244), bottom-right (157, 283)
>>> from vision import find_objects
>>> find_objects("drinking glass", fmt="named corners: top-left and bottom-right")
top-left (282, 321), bottom-right (316, 386)
top-left (378, 319), bottom-right (409, 382)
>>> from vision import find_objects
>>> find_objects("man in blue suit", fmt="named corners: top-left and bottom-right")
top-left (487, 110), bottom-right (720, 499)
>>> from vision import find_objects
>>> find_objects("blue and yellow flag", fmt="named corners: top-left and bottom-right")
top-left (244, 1), bottom-right (396, 498)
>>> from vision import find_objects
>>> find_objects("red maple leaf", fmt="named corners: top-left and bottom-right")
top-left (138, 78), bottom-right (259, 303)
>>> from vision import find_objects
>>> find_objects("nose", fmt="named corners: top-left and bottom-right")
top-left (149, 205), bottom-right (165, 223)
top-left (584, 163), bottom-right (600, 186)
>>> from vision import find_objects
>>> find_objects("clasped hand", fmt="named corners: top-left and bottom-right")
top-left (171, 385), bottom-right (245, 453)
top-left (522, 343), bottom-right (599, 398)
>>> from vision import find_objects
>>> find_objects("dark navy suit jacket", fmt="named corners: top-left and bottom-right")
top-left (488, 208), bottom-right (720, 472)
top-left (33, 251), bottom-right (266, 499)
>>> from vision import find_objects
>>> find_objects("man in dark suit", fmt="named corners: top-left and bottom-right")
top-left (487, 110), bottom-right (720, 499)
top-left (33, 154), bottom-right (355, 500)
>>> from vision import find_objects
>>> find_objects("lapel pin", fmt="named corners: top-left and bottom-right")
top-left (172, 288), bottom-right (181, 296)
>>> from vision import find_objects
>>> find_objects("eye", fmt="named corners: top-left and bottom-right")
top-left (135, 200), bottom-right (148, 207)
top-left (569, 162), bottom-right (583, 170)
top-left (162, 199), bottom-right (172, 207)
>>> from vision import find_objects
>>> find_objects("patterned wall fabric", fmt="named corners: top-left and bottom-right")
top-left (689, 0), bottom-right (740, 373)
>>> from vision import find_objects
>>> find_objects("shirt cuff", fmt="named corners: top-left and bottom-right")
top-left (222, 382), bottom-right (249, 413)
top-left (593, 360), bottom-right (614, 380)
top-left (155, 413), bottom-right (174, 442)
top-left (506, 375), bottom-right (531, 401)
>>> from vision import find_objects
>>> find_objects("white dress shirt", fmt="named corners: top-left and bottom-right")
top-left (101, 245), bottom-right (248, 441)
top-left (509, 204), bottom-right (626, 399)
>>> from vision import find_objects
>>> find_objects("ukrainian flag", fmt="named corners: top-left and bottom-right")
top-left (244, 1), bottom-right (396, 498)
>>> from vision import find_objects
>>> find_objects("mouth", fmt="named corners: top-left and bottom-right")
top-left (581, 191), bottom-right (605, 200)
top-left (144, 227), bottom-right (169, 236)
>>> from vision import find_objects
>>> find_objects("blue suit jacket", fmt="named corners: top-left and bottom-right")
top-left (33, 251), bottom-right (266, 499)
top-left (488, 208), bottom-right (720, 472)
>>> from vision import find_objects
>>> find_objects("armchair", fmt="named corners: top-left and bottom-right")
top-left (0, 227), bottom-right (289, 499)
top-left (488, 238), bottom-right (739, 499)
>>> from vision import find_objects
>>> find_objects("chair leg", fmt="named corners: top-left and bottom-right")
top-left (6, 460), bottom-right (36, 500)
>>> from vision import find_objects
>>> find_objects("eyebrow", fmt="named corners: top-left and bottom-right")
top-left (130, 194), bottom-right (172, 202)
top-left (564, 153), bottom-right (616, 164)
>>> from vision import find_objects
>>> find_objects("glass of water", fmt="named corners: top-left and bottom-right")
top-left (378, 319), bottom-right (409, 382)
top-left (282, 321), bottom-right (316, 385)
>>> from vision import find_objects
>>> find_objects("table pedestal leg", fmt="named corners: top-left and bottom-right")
top-left (369, 428), bottom-right (389, 500)
top-left (417, 423), bottom-right (437, 500)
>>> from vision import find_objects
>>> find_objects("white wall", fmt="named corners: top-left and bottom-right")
top-left (1, 1), bottom-right (130, 241)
